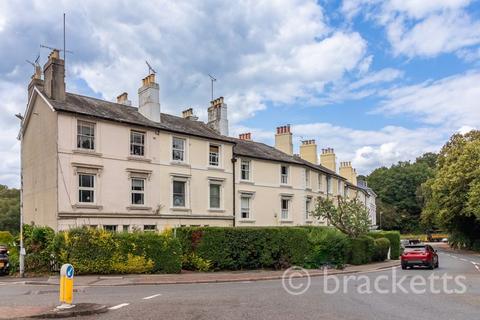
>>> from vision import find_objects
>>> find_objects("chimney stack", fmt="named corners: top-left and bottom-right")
top-left (116, 92), bottom-right (131, 106)
top-left (320, 148), bottom-right (337, 172)
top-left (138, 73), bottom-right (161, 122)
top-left (28, 64), bottom-right (44, 101)
top-left (339, 161), bottom-right (357, 185)
top-left (182, 108), bottom-right (198, 120)
top-left (43, 49), bottom-right (65, 101)
top-left (299, 139), bottom-right (318, 164)
top-left (274, 125), bottom-right (293, 155)
top-left (207, 97), bottom-right (229, 136)
top-left (238, 133), bottom-right (252, 141)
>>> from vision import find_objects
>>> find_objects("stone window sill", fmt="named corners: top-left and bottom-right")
top-left (127, 156), bottom-right (152, 163)
top-left (72, 204), bottom-right (103, 210)
top-left (239, 219), bottom-right (256, 223)
top-left (240, 180), bottom-right (254, 185)
top-left (73, 149), bottom-right (102, 157)
top-left (127, 206), bottom-right (152, 211)
top-left (207, 166), bottom-right (224, 171)
top-left (280, 220), bottom-right (293, 224)
top-left (208, 208), bottom-right (225, 213)
top-left (170, 161), bottom-right (190, 167)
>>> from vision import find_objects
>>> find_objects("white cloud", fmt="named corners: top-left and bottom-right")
top-left (342, 0), bottom-right (480, 58)
top-left (235, 122), bottom-right (447, 175)
top-left (376, 71), bottom-right (480, 128)
top-left (0, 0), bottom-right (372, 187)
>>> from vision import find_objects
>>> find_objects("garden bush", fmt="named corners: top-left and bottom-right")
top-left (372, 238), bottom-right (390, 262)
top-left (349, 235), bottom-right (375, 265)
top-left (0, 231), bottom-right (14, 245)
top-left (368, 231), bottom-right (400, 259)
top-left (116, 232), bottom-right (182, 274)
top-left (305, 227), bottom-right (351, 268)
top-left (23, 225), bottom-right (55, 273)
top-left (176, 227), bottom-right (311, 270)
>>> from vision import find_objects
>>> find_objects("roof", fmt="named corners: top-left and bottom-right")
top-left (232, 138), bottom-right (344, 178)
top-left (38, 89), bottom-right (346, 180)
top-left (45, 92), bottom-right (233, 143)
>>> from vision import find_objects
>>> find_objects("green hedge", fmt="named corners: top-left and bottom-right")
top-left (305, 227), bottom-right (351, 268)
top-left (176, 227), bottom-right (311, 270)
top-left (369, 231), bottom-right (401, 259)
top-left (0, 231), bottom-right (14, 246)
top-left (349, 236), bottom-right (375, 265)
top-left (372, 238), bottom-right (390, 262)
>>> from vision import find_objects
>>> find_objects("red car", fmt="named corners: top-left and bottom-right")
top-left (401, 244), bottom-right (439, 270)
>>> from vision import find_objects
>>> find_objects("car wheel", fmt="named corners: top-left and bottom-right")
top-left (428, 261), bottom-right (434, 270)
top-left (435, 260), bottom-right (439, 268)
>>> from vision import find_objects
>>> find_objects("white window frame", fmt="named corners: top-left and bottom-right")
top-left (280, 165), bottom-right (289, 185)
top-left (131, 178), bottom-right (146, 206)
top-left (305, 197), bottom-right (312, 222)
top-left (318, 173), bottom-right (323, 192)
top-left (171, 176), bottom-right (190, 209)
top-left (281, 198), bottom-right (290, 220)
top-left (78, 173), bottom-right (95, 204)
top-left (143, 225), bottom-right (156, 232)
top-left (130, 130), bottom-right (145, 157)
top-left (208, 181), bottom-right (222, 210)
top-left (77, 120), bottom-right (95, 150)
top-left (103, 225), bottom-right (117, 232)
top-left (172, 137), bottom-right (186, 162)
top-left (240, 194), bottom-right (252, 220)
top-left (240, 159), bottom-right (251, 181)
top-left (327, 176), bottom-right (333, 194)
top-left (208, 144), bottom-right (221, 167)
top-left (305, 169), bottom-right (310, 189)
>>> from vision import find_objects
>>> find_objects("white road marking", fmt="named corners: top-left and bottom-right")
top-left (475, 265), bottom-right (480, 271)
top-left (142, 294), bottom-right (162, 300)
top-left (452, 256), bottom-right (459, 260)
top-left (109, 303), bottom-right (130, 310)
top-left (460, 258), bottom-right (468, 262)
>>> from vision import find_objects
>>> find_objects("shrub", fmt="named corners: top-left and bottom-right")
top-left (0, 231), bottom-right (14, 246)
top-left (23, 225), bottom-right (55, 273)
top-left (349, 236), bottom-right (375, 265)
top-left (182, 253), bottom-right (212, 272)
top-left (305, 227), bottom-right (351, 269)
top-left (51, 227), bottom-right (182, 274)
top-left (372, 238), bottom-right (390, 262)
top-left (54, 228), bottom-right (117, 274)
top-left (111, 254), bottom-right (154, 274)
top-left (116, 232), bottom-right (182, 274)
top-left (176, 227), bottom-right (311, 270)
top-left (368, 231), bottom-right (401, 260)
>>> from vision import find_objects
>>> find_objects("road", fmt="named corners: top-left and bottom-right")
top-left (1, 246), bottom-right (479, 320)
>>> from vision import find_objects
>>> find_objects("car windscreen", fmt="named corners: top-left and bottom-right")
top-left (403, 246), bottom-right (427, 253)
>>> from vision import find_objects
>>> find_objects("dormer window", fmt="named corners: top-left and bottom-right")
top-left (77, 121), bottom-right (95, 150)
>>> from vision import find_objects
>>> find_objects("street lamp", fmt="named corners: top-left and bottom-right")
top-left (15, 113), bottom-right (25, 278)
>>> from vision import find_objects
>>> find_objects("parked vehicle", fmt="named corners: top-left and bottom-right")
top-left (0, 245), bottom-right (10, 275)
top-left (401, 244), bottom-right (439, 270)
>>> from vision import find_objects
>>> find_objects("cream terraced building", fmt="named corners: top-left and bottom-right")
top-left (20, 50), bottom-right (376, 232)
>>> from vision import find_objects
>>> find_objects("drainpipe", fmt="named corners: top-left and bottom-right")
top-left (231, 157), bottom-right (237, 227)
top-left (15, 114), bottom-right (25, 277)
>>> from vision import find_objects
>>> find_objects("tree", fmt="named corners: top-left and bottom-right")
top-left (311, 196), bottom-right (371, 238)
top-left (421, 131), bottom-right (480, 248)
top-left (366, 153), bottom-right (437, 233)
top-left (0, 185), bottom-right (20, 234)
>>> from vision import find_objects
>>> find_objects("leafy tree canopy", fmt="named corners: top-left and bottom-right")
top-left (311, 196), bottom-right (371, 238)
top-left (421, 131), bottom-right (480, 248)
top-left (366, 152), bottom-right (437, 233)
top-left (0, 185), bottom-right (20, 235)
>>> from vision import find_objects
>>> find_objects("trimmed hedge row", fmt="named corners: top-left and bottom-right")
top-left (17, 226), bottom-right (395, 275)
top-left (368, 231), bottom-right (401, 259)
top-left (177, 227), bottom-right (311, 270)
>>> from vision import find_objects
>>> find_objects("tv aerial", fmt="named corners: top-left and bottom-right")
top-left (208, 74), bottom-right (217, 101)
top-left (146, 61), bottom-right (157, 75)
top-left (25, 53), bottom-right (40, 67)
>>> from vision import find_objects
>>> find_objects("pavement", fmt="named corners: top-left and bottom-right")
top-left (1, 244), bottom-right (479, 319)
top-left (6, 260), bottom-right (399, 287)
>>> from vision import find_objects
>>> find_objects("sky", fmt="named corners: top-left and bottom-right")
top-left (1, 0), bottom-right (480, 188)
